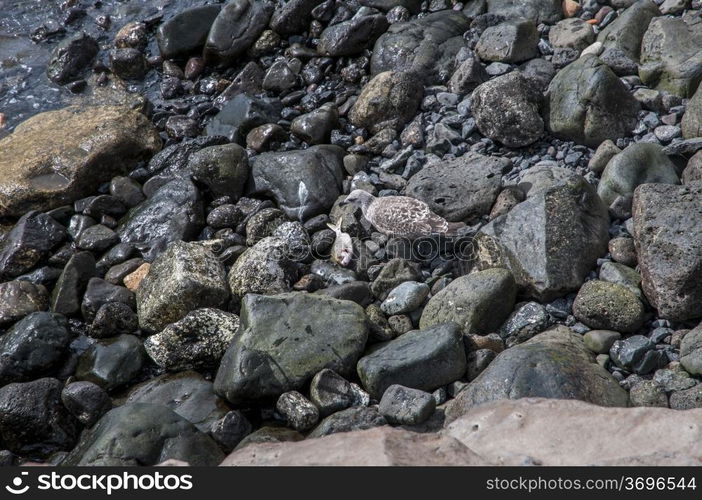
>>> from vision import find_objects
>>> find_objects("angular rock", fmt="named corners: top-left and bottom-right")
top-left (474, 177), bottom-right (610, 301)
top-left (47, 33), bottom-right (98, 84)
top-left (81, 278), bottom-right (135, 324)
top-left (310, 369), bottom-right (370, 417)
top-left (227, 236), bottom-right (298, 299)
top-left (370, 258), bottom-right (421, 300)
top-left (419, 268), bottom-right (516, 334)
top-left (549, 18), bottom-right (595, 51)
top-left (76, 334), bottom-right (147, 392)
top-left (61, 381), bottom-right (112, 427)
top-left (597, 0), bottom-right (660, 61)
top-left (214, 292), bottom-right (368, 403)
top-left (270, 0), bottom-right (324, 36)
top-left (379, 385), bottom-right (436, 425)
top-left (50, 251), bottom-right (95, 316)
top-left (136, 241), bottom-right (229, 333)
top-left (276, 391), bottom-right (320, 432)
top-left (189, 143), bottom-right (250, 200)
top-left (609, 335), bottom-right (662, 375)
top-left (318, 13), bottom-right (389, 56)
top-left (545, 54), bottom-right (640, 147)
top-left (357, 323), bottom-right (467, 399)
top-left (0, 280), bottom-right (49, 328)
top-left (475, 19), bottom-right (539, 63)
top-left (157, 5), bottom-right (222, 59)
top-left (206, 93), bottom-right (282, 144)
top-left (290, 103), bottom-right (338, 145)
top-left (0, 106), bottom-right (160, 217)
top-left (632, 183), bottom-right (702, 321)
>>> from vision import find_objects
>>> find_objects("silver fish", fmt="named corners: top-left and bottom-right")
top-left (327, 219), bottom-right (354, 267)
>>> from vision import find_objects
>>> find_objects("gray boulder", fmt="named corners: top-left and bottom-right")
top-left (545, 54), bottom-right (640, 147)
top-left (188, 143), bottom-right (250, 200)
top-left (419, 268), bottom-right (517, 335)
top-left (474, 176), bottom-right (610, 301)
top-left (270, 0), bottom-right (324, 36)
top-left (597, 0), bottom-right (660, 61)
top-left (250, 145), bottom-right (345, 221)
top-left (446, 327), bottom-right (628, 418)
top-left (318, 12), bottom-right (389, 56)
top-left (156, 5), bottom-right (222, 59)
top-left (206, 93), bottom-right (282, 144)
top-left (214, 292), bottom-right (368, 403)
top-left (680, 324), bottom-right (702, 376)
top-left (475, 19), bottom-right (539, 63)
top-left (371, 11), bottom-right (471, 85)
top-left (632, 183), bottom-right (702, 321)
top-left (472, 72), bottom-right (544, 148)
top-left (379, 385), bottom-right (436, 425)
top-left (63, 404), bottom-right (223, 466)
top-left (405, 153), bottom-right (510, 223)
top-left (136, 241), bottom-right (229, 333)
top-left (357, 322), bottom-right (467, 399)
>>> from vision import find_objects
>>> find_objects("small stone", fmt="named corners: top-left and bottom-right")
top-left (276, 391), bottom-right (320, 432)
top-left (310, 369), bottom-right (370, 417)
top-left (379, 384), bottom-right (436, 425)
top-left (629, 380), bottom-right (668, 408)
top-left (380, 281), bottom-right (429, 316)
top-left (583, 330), bottom-right (621, 354)
top-left (123, 263), bottom-right (150, 291)
top-left (609, 335), bottom-right (663, 375)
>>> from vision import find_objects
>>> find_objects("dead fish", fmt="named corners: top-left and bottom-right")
top-left (327, 218), bottom-right (354, 267)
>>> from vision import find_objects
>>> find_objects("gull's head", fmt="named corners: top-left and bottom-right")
top-left (342, 189), bottom-right (375, 209)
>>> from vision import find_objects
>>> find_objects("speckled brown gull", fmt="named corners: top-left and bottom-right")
top-left (343, 189), bottom-right (465, 238)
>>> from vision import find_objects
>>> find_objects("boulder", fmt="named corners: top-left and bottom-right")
top-left (0, 106), bottom-right (160, 217)
top-left (572, 280), bottom-right (645, 333)
top-left (270, 0), bottom-right (324, 36)
top-left (597, 0), bottom-right (660, 61)
top-left (46, 33), bottom-right (99, 84)
top-left (549, 18), bottom-right (595, 51)
top-left (206, 93), bottom-right (282, 144)
top-left (446, 327), bottom-right (628, 416)
top-left (474, 177), bottom-right (610, 301)
top-left (545, 54), bottom-right (639, 147)
top-left (419, 268), bottom-right (517, 334)
top-left (357, 323), bottom-right (467, 399)
top-left (682, 87), bottom-right (702, 140)
top-left (214, 292), bottom-right (368, 403)
top-left (63, 404), bottom-right (223, 466)
top-left (75, 334), bottom-right (147, 392)
top-left (632, 183), bottom-right (702, 321)
top-left (475, 19), bottom-right (539, 63)
top-left (156, 5), bottom-right (222, 59)
top-left (227, 236), bottom-right (298, 299)
top-left (318, 13), bottom-right (389, 56)
top-left (250, 145), bottom-right (345, 221)
top-left (136, 241), bottom-right (229, 333)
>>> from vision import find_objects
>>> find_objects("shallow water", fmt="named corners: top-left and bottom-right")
top-left (0, 0), bottom-right (210, 136)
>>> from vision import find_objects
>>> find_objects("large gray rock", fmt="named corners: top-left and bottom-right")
top-left (203, 0), bottom-right (274, 66)
top-left (639, 15), bottom-right (702, 98)
top-left (0, 106), bottom-right (160, 218)
top-left (419, 269), bottom-right (517, 334)
top-left (632, 183), bottom-right (702, 321)
top-left (597, 0), bottom-right (660, 61)
top-left (156, 4), bottom-right (222, 59)
top-left (349, 71), bottom-right (423, 134)
top-left (117, 178), bottom-right (205, 262)
top-left (63, 404), bottom-right (223, 466)
top-left (126, 371), bottom-right (230, 433)
top-left (682, 87), bottom-right (702, 140)
top-left (144, 308), bottom-right (240, 371)
top-left (214, 292), bottom-right (368, 403)
top-left (474, 176), bottom-right (610, 301)
top-left (357, 323), bottom-right (467, 399)
top-left (371, 11), bottom-right (471, 85)
top-left (250, 145), bottom-right (345, 221)
top-left (475, 19), bottom-right (539, 63)
top-left (597, 143), bottom-right (680, 207)
top-left (405, 153), bottom-right (509, 223)
top-left (136, 242), bottom-right (229, 333)
top-left (545, 55), bottom-right (640, 147)
top-left (76, 334), bottom-right (147, 392)
top-left (472, 72), bottom-right (544, 148)
top-left (446, 327), bottom-right (628, 417)
top-left (485, 0), bottom-right (562, 24)
top-left (318, 12), bottom-right (389, 57)
top-left (188, 143), bottom-right (250, 200)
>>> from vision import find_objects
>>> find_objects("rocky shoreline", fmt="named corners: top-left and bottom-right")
top-left (0, 0), bottom-right (701, 466)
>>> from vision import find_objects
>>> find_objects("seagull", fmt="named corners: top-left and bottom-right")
top-left (342, 189), bottom-right (466, 238)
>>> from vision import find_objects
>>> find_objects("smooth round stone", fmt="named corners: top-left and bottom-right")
top-left (583, 330), bottom-right (621, 354)
top-left (380, 281), bottom-right (430, 315)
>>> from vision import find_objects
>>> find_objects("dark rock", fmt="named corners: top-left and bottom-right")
top-left (610, 335), bottom-right (663, 375)
top-left (270, 0), bottom-right (324, 36)
top-left (379, 385), bottom-right (436, 425)
top-left (81, 278), bottom-right (134, 324)
top-left (448, 50), bottom-right (489, 94)
top-left (227, 237), bottom-right (298, 299)
top-left (308, 406), bottom-right (387, 438)
top-left (318, 13), bottom-right (389, 56)
top-left (290, 103), bottom-right (339, 145)
top-left (47, 33), bottom-right (98, 84)
top-left (206, 93), bottom-right (282, 144)
top-left (597, 0), bottom-right (660, 61)
top-left (357, 323), bottom-right (467, 399)
top-left (76, 334), bottom-right (146, 391)
top-left (210, 410), bottom-right (253, 451)
top-left (75, 224), bottom-right (119, 252)
top-left (63, 404), bottom-right (223, 466)
top-left (475, 19), bottom-right (539, 63)
top-left (88, 302), bottom-right (139, 339)
top-left (61, 381), bottom-right (112, 427)
top-left (156, 5), bottom-right (222, 59)
top-left (262, 60), bottom-right (298, 93)
top-left (109, 48), bottom-right (147, 80)
top-left (0, 280), bottom-right (49, 328)
top-left (276, 391), bottom-right (320, 431)
top-left (310, 368), bottom-right (370, 417)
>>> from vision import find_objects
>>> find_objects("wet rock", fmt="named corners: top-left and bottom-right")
top-left (498, 301), bottom-right (551, 346)
top-left (639, 15), bottom-right (702, 98)
top-left (144, 308), bottom-right (239, 371)
top-left (371, 11), bottom-right (471, 85)
top-left (545, 55), bottom-right (639, 147)
top-left (610, 335), bottom-right (662, 375)
top-left (76, 224), bottom-right (119, 252)
top-left (188, 143), bottom-right (249, 200)
top-left (214, 292), bottom-right (368, 403)
top-left (147, 135), bottom-right (228, 178)
top-left (632, 183), bottom-right (702, 321)
top-left (573, 280), bottom-right (645, 333)
top-left (310, 369), bottom-right (370, 417)
top-left (127, 371), bottom-right (229, 433)
top-left (63, 404), bottom-right (223, 466)
top-left (471, 72), bottom-right (544, 148)
top-left (81, 278), bottom-right (134, 324)
top-left (379, 385), bottom-right (435, 425)
top-left (597, 0), bottom-right (660, 61)
top-left (109, 48), bottom-right (147, 80)
top-left (204, 0), bottom-right (274, 66)
top-left (136, 241), bottom-right (229, 334)
top-left (318, 12), bottom-right (389, 56)
top-left (474, 177), bottom-right (609, 301)
top-left (357, 322), bottom-right (466, 399)
top-left (0, 378), bottom-right (79, 458)
top-left (0, 106), bottom-right (159, 218)
top-left (0, 280), bottom-right (49, 328)
top-left (76, 334), bottom-right (147, 392)
top-left (446, 327), bottom-right (628, 416)
top-left (420, 269), bottom-right (516, 335)
top-left (88, 302), bottom-right (139, 339)
top-left (262, 60), bottom-right (297, 93)
top-left (276, 391), bottom-right (320, 431)
top-left (47, 33), bottom-right (98, 84)
top-left (0, 312), bottom-right (71, 384)
top-left (406, 153), bottom-right (509, 223)
top-left (250, 145), bottom-right (345, 221)
top-left (210, 410), bottom-right (253, 451)
top-left (206, 93), bottom-right (282, 144)
top-left (270, 0), bottom-right (324, 36)
top-left (61, 381), bottom-right (112, 427)
top-left (115, 22), bottom-right (148, 50)
top-left (117, 179), bottom-right (204, 262)
top-left (475, 19), bottom-right (538, 63)
top-left (349, 71), bottom-right (423, 134)
top-left (290, 103), bottom-right (339, 145)
top-left (598, 143), bottom-right (680, 208)
top-left (157, 4), bottom-right (222, 59)
top-left (308, 406), bottom-right (387, 438)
